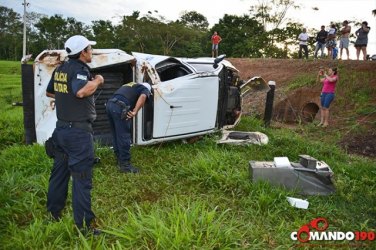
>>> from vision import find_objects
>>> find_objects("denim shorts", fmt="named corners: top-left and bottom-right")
top-left (320, 92), bottom-right (335, 108)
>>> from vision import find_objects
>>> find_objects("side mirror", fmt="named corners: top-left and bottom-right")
top-left (213, 54), bottom-right (226, 69)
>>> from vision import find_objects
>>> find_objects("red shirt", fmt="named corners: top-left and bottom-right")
top-left (211, 35), bottom-right (221, 45)
top-left (322, 75), bottom-right (338, 93)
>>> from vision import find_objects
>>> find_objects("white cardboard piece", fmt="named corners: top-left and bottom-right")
top-left (274, 157), bottom-right (291, 168)
top-left (287, 197), bottom-right (309, 209)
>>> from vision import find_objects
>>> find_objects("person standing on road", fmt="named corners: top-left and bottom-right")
top-left (354, 21), bottom-right (371, 60)
top-left (211, 31), bottom-right (222, 58)
top-left (45, 35), bottom-right (104, 235)
top-left (106, 82), bottom-right (152, 173)
top-left (317, 67), bottom-right (338, 128)
top-left (298, 28), bottom-right (309, 59)
top-left (314, 25), bottom-right (328, 59)
top-left (339, 20), bottom-right (351, 60)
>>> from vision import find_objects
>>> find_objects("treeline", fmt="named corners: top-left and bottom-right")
top-left (1, 1), bottom-right (312, 60)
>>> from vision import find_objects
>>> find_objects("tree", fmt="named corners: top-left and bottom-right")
top-left (0, 6), bottom-right (23, 60)
top-left (34, 15), bottom-right (91, 51)
top-left (116, 11), bottom-right (206, 56)
top-left (249, 0), bottom-right (299, 31)
top-left (212, 14), bottom-right (266, 57)
top-left (249, 0), bottom-right (302, 58)
top-left (35, 15), bottom-right (66, 49)
top-left (178, 11), bottom-right (209, 30)
top-left (116, 12), bottom-right (157, 53)
top-left (171, 22), bottom-right (206, 57)
top-left (65, 17), bottom-right (91, 38)
top-left (157, 21), bottom-right (193, 55)
top-left (92, 20), bottom-right (115, 49)
top-left (1, 3), bottom-right (310, 60)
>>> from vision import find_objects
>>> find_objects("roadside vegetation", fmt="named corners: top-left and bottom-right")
top-left (0, 60), bottom-right (375, 249)
top-left (2, 1), bottom-right (372, 62)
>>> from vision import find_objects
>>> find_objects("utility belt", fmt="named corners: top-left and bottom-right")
top-left (108, 97), bottom-right (128, 108)
top-left (108, 98), bottom-right (131, 120)
top-left (56, 120), bottom-right (93, 133)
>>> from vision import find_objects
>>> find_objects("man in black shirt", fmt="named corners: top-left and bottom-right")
top-left (46, 35), bottom-right (104, 234)
top-left (106, 82), bottom-right (152, 173)
top-left (314, 25), bottom-right (328, 59)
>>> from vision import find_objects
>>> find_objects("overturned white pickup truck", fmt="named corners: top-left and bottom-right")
top-left (21, 50), bottom-right (268, 145)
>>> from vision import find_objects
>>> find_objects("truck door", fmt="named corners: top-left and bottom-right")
top-left (152, 74), bottom-right (219, 138)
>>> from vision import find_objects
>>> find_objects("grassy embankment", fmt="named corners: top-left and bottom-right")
top-left (0, 60), bottom-right (375, 249)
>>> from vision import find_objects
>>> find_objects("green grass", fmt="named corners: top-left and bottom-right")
top-left (0, 60), bottom-right (375, 249)
top-left (285, 73), bottom-right (317, 91)
top-left (0, 60), bottom-right (21, 75)
top-left (0, 61), bottom-right (24, 148)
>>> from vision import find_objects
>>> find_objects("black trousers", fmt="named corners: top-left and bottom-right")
top-left (299, 45), bottom-right (308, 59)
top-left (47, 126), bottom-right (95, 228)
top-left (105, 99), bottom-right (132, 164)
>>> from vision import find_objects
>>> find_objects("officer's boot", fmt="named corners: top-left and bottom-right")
top-left (119, 160), bottom-right (140, 173)
top-left (50, 211), bottom-right (62, 221)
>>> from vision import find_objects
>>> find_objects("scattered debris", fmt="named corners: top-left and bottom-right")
top-left (249, 155), bottom-right (335, 195)
top-left (12, 102), bottom-right (23, 106)
top-left (287, 196), bottom-right (309, 209)
top-left (217, 130), bottom-right (268, 145)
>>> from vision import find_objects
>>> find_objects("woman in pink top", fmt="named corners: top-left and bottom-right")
top-left (317, 67), bottom-right (338, 127)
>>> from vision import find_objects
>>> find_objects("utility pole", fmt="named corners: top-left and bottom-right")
top-left (22, 0), bottom-right (29, 58)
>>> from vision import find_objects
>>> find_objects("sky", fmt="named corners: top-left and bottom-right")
top-left (2, 0), bottom-right (376, 57)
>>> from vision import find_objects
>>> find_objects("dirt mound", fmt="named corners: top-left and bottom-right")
top-left (339, 131), bottom-right (376, 158)
top-left (228, 58), bottom-right (376, 158)
top-left (228, 58), bottom-right (376, 86)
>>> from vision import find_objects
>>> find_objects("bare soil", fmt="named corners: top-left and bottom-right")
top-left (228, 58), bottom-right (376, 158)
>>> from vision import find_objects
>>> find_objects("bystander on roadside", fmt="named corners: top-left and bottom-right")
top-left (339, 20), bottom-right (351, 60)
top-left (298, 28), bottom-right (309, 59)
top-left (326, 24), bottom-right (337, 59)
top-left (354, 21), bottom-right (371, 60)
top-left (314, 25), bottom-right (328, 59)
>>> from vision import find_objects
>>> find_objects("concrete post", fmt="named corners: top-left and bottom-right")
top-left (264, 81), bottom-right (276, 127)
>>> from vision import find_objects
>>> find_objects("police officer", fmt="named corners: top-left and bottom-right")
top-left (106, 82), bottom-right (152, 173)
top-left (46, 35), bottom-right (104, 234)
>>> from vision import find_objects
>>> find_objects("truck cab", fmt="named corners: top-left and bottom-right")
top-left (22, 49), bottom-right (266, 145)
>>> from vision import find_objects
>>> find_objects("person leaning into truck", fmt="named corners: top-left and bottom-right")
top-left (106, 82), bottom-right (152, 173)
top-left (45, 35), bottom-right (104, 235)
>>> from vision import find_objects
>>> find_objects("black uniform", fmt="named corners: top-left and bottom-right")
top-left (46, 59), bottom-right (97, 229)
top-left (106, 82), bottom-right (151, 172)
